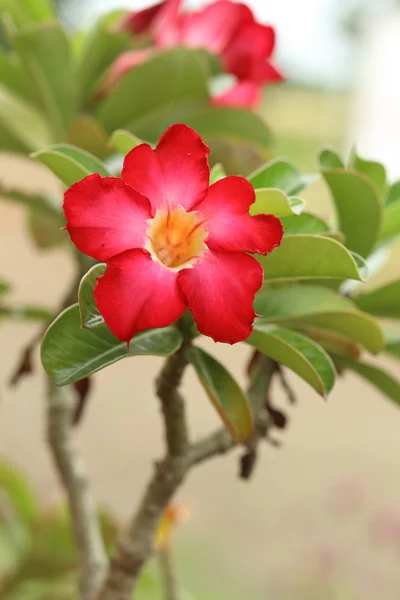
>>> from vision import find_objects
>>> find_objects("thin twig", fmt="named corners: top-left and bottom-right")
top-left (158, 545), bottom-right (180, 600)
top-left (46, 381), bottom-right (108, 599)
top-left (96, 343), bottom-right (190, 600)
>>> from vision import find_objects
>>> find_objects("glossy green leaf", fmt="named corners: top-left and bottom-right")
top-left (108, 129), bottom-right (141, 155)
top-left (96, 48), bottom-right (209, 133)
top-left (78, 264), bottom-right (106, 328)
top-left (354, 279), bottom-right (400, 318)
top-left (319, 156), bottom-right (382, 257)
top-left (41, 305), bottom-right (183, 385)
top-left (386, 180), bottom-right (400, 205)
top-left (188, 346), bottom-right (252, 442)
top-left (248, 158), bottom-right (314, 195)
top-left (75, 11), bottom-right (130, 107)
top-left (247, 325), bottom-right (335, 397)
top-left (350, 152), bottom-right (387, 196)
top-left (0, 0), bottom-right (54, 26)
top-left (32, 144), bottom-right (109, 187)
top-left (9, 22), bottom-right (74, 139)
top-left (257, 235), bottom-right (366, 282)
top-left (255, 284), bottom-right (385, 354)
top-left (280, 213), bottom-right (330, 235)
top-left (183, 106), bottom-right (271, 152)
top-left (319, 148), bottom-right (344, 169)
top-left (379, 199), bottom-right (400, 241)
top-left (250, 189), bottom-right (305, 217)
top-left (209, 163), bottom-right (226, 184)
top-left (336, 356), bottom-right (400, 407)
top-left (0, 85), bottom-right (52, 151)
top-left (0, 459), bottom-right (39, 528)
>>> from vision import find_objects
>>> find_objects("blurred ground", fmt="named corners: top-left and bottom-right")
top-left (2, 87), bottom-right (400, 599)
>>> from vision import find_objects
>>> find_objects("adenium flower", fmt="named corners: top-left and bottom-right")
top-left (63, 124), bottom-right (283, 345)
top-left (109, 0), bottom-right (283, 109)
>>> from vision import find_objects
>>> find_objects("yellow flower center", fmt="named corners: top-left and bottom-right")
top-left (146, 206), bottom-right (208, 270)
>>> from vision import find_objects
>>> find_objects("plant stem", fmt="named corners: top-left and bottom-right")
top-left (96, 343), bottom-right (190, 600)
top-left (46, 381), bottom-right (108, 599)
top-left (158, 545), bottom-right (180, 600)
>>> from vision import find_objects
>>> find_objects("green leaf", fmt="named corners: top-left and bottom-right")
top-left (386, 180), bottom-right (400, 205)
top-left (248, 158), bottom-right (314, 195)
top-left (247, 325), bottom-right (335, 398)
top-left (0, 51), bottom-right (35, 103)
top-left (41, 305), bottom-right (183, 385)
top-left (336, 356), bottom-right (400, 407)
top-left (255, 284), bottom-right (385, 354)
top-left (384, 328), bottom-right (400, 359)
top-left (319, 156), bottom-right (382, 257)
top-left (319, 148), bottom-right (344, 169)
top-left (354, 279), bottom-right (400, 318)
top-left (209, 162), bottom-right (226, 184)
top-left (0, 185), bottom-right (63, 220)
top-left (0, 459), bottom-right (39, 528)
top-left (257, 235), bottom-right (367, 282)
top-left (379, 198), bottom-right (400, 241)
top-left (0, 0), bottom-right (55, 26)
top-left (27, 209), bottom-right (65, 249)
top-left (0, 85), bottom-right (52, 151)
top-left (32, 144), bottom-right (109, 187)
top-left (183, 106), bottom-right (271, 153)
top-left (74, 11), bottom-right (130, 107)
top-left (8, 22), bottom-right (74, 139)
top-left (280, 213), bottom-right (330, 235)
top-left (108, 129), bottom-right (141, 155)
top-left (0, 279), bottom-right (10, 296)
top-left (0, 304), bottom-right (52, 321)
top-left (188, 346), bottom-right (252, 442)
top-left (78, 264), bottom-right (106, 328)
top-left (250, 189), bottom-right (305, 217)
top-left (96, 47), bottom-right (209, 133)
top-left (66, 115), bottom-right (110, 160)
top-left (350, 152), bottom-right (387, 196)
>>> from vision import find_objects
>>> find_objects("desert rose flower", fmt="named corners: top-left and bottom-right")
top-left (108, 0), bottom-right (282, 108)
top-left (63, 124), bottom-right (283, 344)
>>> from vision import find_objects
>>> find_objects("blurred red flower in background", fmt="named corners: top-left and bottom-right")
top-left (106, 0), bottom-right (283, 108)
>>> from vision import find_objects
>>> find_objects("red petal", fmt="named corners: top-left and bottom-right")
top-left (63, 174), bottom-right (151, 261)
top-left (223, 24), bottom-right (278, 82)
top-left (94, 249), bottom-right (187, 342)
top-left (212, 81), bottom-right (262, 109)
top-left (119, 2), bottom-right (165, 34)
top-left (122, 124), bottom-right (210, 214)
top-left (178, 0), bottom-right (253, 54)
top-left (197, 176), bottom-right (283, 255)
top-left (178, 250), bottom-right (263, 344)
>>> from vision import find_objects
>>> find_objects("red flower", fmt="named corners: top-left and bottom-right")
top-left (212, 81), bottom-right (263, 109)
top-left (112, 0), bottom-right (283, 105)
top-left (63, 124), bottom-right (283, 344)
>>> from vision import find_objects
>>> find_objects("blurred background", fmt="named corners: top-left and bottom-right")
top-left (2, 0), bottom-right (400, 598)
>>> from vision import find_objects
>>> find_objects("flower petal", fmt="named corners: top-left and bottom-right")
top-left (223, 23), bottom-right (278, 82)
top-left (122, 123), bottom-right (210, 214)
top-left (63, 174), bottom-right (151, 261)
top-left (95, 249), bottom-right (187, 342)
top-left (178, 250), bottom-right (263, 344)
top-left (119, 1), bottom-right (165, 34)
top-left (178, 0), bottom-right (252, 54)
top-left (212, 81), bottom-right (262, 109)
top-left (197, 176), bottom-right (283, 254)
